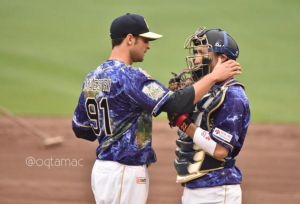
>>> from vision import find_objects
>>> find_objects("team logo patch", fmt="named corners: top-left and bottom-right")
top-left (212, 128), bottom-right (232, 143)
top-left (215, 41), bottom-right (224, 47)
top-left (201, 130), bottom-right (211, 141)
top-left (136, 177), bottom-right (147, 184)
top-left (142, 82), bottom-right (165, 101)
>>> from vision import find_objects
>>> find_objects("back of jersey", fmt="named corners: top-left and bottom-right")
top-left (73, 60), bottom-right (170, 165)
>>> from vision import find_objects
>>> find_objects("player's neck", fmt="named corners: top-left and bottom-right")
top-left (109, 47), bottom-right (132, 65)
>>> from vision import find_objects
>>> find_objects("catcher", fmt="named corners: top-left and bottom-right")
top-left (168, 27), bottom-right (251, 204)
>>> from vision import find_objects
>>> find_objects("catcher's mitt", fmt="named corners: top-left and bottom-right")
top-left (168, 69), bottom-right (194, 92)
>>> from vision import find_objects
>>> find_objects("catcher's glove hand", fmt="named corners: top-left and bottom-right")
top-left (168, 72), bottom-right (181, 92)
top-left (168, 70), bottom-right (194, 92)
top-left (167, 111), bottom-right (178, 127)
top-left (167, 70), bottom-right (194, 127)
top-left (168, 112), bottom-right (193, 131)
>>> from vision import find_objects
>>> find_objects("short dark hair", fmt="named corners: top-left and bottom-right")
top-left (111, 38), bottom-right (125, 48)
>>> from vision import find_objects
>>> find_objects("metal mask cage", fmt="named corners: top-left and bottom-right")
top-left (184, 27), bottom-right (213, 81)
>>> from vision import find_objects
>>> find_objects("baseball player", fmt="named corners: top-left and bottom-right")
top-left (72, 14), bottom-right (242, 204)
top-left (169, 28), bottom-right (251, 204)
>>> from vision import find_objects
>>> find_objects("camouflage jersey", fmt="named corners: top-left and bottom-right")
top-left (72, 60), bottom-right (171, 165)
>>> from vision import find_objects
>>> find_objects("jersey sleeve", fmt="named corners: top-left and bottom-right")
top-left (123, 67), bottom-right (171, 116)
top-left (209, 86), bottom-right (251, 155)
top-left (72, 91), bottom-right (97, 141)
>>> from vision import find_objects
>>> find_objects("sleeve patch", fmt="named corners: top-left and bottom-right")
top-left (142, 82), bottom-right (166, 101)
top-left (212, 128), bottom-right (233, 143)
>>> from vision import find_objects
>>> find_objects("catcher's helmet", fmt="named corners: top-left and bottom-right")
top-left (184, 27), bottom-right (239, 81)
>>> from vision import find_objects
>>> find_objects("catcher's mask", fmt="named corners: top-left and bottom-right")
top-left (184, 27), bottom-right (239, 81)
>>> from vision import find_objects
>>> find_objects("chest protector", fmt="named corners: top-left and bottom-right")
top-left (174, 79), bottom-right (244, 183)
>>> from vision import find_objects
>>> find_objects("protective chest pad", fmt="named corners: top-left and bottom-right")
top-left (196, 80), bottom-right (244, 130)
top-left (174, 80), bottom-right (243, 183)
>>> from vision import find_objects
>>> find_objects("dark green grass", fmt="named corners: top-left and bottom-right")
top-left (0, 0), bottom-right (299, 122)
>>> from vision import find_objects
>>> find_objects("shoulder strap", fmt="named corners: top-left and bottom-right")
top-left (223, 79), bottom-right (244, 89)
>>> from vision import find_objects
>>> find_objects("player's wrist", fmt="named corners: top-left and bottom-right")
top-left (176, 114), bottom-right (192, 132)
top-left (205, 73), bottom-right (218, 83)
top-left (193, 127), bottom-right (217, 156)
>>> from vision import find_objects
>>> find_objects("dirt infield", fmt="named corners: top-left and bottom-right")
top-left (0, 117), bottom-right (300, 204)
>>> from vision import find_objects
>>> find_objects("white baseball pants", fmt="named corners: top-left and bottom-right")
top-left (91, 160), bottom-right (149, 204)
top-left (182, 184), bottom-right (242, 204)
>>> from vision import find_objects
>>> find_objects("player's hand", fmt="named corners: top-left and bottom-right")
top-left (167, 112), bottom-right (179, 127)
top-left (167, 112), bottom-right (191, 130)
top-left (210, 57), bottom-right (242, 82)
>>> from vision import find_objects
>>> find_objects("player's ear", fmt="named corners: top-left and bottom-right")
top-left (127, 34), bottom-right (135, 46)
top-left (220, 54), bottom-right (228, 62)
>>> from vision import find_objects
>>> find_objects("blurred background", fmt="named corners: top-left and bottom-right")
top-left (1, 0), bottom-right (300, 123)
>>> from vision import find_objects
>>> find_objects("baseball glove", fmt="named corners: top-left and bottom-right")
top-left (168, 69), bottom-right (194, 92)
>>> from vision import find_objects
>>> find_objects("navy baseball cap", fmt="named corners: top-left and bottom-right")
top-left (110, 13), bottom-right (162, 40)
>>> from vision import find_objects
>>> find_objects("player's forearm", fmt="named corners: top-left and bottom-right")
top-left (72, 121), bottom-right (97, 142)
top-left (161, 86), bottom-right (195, 115)
top-left (185, 123), bottom-right (229, 160)
top-left (192, 73), bottom-right (217, 104)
